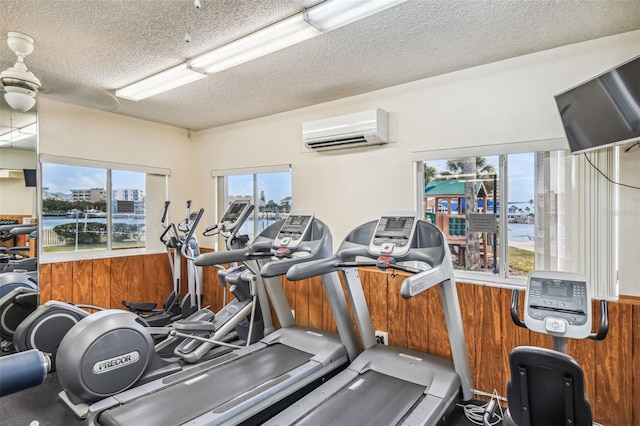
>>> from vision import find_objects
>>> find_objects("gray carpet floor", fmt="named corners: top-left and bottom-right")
top-left (0, 371), bottom-right (81, 426)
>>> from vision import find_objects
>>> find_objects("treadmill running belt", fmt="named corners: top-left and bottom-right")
top-left (296, 370), bottom-right (425, 426)
top-left (98, 344), bottom-right (312, 426)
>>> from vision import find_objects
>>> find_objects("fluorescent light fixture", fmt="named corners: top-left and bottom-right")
top-left (116, 2), bottom-right (402, 99)
top-left (0, 122), bottom-right (37, 142)
top-left (188, 13), bottom-right (321, 74)
top-left (116, 62), bottom-right (207, 101)
top-left (19, 122), bottom-right (37, 135)
top-left (304, 0), bottom-right (408, 32)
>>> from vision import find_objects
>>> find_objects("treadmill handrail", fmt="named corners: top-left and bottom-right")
top-left (195, 247), bottom-right (251, 266)
top-left (285, 256), bottom-right (340, 281)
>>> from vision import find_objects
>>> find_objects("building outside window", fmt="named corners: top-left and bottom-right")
top-left (41, 162), bottom-right (153, 254)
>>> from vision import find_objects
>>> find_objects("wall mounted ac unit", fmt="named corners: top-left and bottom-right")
top-left (302, 109), bottom-right (389, 151)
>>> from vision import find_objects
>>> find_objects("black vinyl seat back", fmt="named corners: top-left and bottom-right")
top-left (507, 346), bottom-right (592, 426)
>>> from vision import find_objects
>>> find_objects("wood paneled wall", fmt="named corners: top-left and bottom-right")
top-left (40, 254), bottom-right (639, 425)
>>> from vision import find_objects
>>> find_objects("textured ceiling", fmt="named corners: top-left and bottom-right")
top-left (1, 0), bottom-right (639, 132)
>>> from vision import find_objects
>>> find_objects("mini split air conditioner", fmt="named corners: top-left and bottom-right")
top-left (302, 109), bottom-right (389, 151)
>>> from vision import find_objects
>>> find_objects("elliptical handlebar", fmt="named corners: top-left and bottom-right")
top-left (203, 224), bottom-right (220, 237)
top-left (161, 201), bottom-right (170, 225)
top-left (159, 223), bottom-right (179, 248)
top-left (180, 208), bottom-right (205, 260)
top-left (178, 200), bottom-right (193, 233)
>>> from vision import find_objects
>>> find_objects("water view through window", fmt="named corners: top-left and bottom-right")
top-left (42, 164), bottom-right (145, 252)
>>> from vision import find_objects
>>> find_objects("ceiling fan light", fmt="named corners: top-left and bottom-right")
top-left (6, 32), bottom-right (35, 57)
top-left (4, 86), bottom-right (36, 112)
top-left (304, 0), bottom-right (408, 32)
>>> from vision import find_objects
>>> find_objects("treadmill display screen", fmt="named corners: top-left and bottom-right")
top-left (384, 217), bottom-right (407, 231)
top-left (275, 213), bottom-right (314, 248)
top-left (369, 214), bottom-right (417, 256)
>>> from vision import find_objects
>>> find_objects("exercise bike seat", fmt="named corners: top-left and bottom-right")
top-left (486, 346), bottom-right (592, 426)
top-left (122, 301), bottom-right (158, 313)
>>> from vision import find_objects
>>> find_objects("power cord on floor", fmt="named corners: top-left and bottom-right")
top-left (457, 389), bottom-right (505, 425)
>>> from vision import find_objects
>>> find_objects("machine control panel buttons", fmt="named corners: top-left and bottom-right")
top-left (280, 237), bottom-right (291, 246)
top-left (544, 317), bottom-right (567, 334)
top-left (380, 242), bottom-right (395, 255)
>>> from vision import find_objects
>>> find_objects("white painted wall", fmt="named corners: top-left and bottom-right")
top-left (32, 31), bottom-right (639, 295)
top-left (0, 149), bottom-right (37, 216)
top-left (191, 31), bottom-right (640, 295)
top-left (37, 99), bottom-right (194, 252)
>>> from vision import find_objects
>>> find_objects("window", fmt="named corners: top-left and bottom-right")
top-left (213, 165), bottom-right (291, 242)
top-left (415, 142), bottom-right (618, 299)
top-left (41, 156), bottom-right (168, 257)
top-left (111, 170), bottom-right (146, 249)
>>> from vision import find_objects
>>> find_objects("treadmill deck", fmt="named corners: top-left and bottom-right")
top-left (98, 343), bottom-right (312, 426)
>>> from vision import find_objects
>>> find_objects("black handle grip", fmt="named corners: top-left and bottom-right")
top-left (510, 290), bottom-right (527, 328)
top-left (186, 200), bottom-right (192, 209)
top-left (203, 224), bottom-right (219, 237)
top-left (589, 299), bottom-right (609, 341)
top-left (160, 223), bottom-right (178, 245)
top-left (161, 201), bottom-right (170, 223)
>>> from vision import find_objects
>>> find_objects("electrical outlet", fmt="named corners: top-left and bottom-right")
top-left (375, 330), bottom-right (388, 345)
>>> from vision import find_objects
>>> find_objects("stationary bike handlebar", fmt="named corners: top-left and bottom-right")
top-left (510, 289), bottom-right (609, 340)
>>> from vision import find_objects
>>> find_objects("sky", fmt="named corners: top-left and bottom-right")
top-left (42, 163), bottom-right (291, 205)
top-left (42, 163), bottom-right (145, 193)
top-left (228, 171), bottom-right (292, 204)
top-left (43, 158), bottom-right (533, 208)
top-left (425, 153), bottom-right (535, 207)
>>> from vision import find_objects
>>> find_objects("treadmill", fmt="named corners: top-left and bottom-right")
top-left (87, 212), bottom-right (360, 426)
top-left (265, 212), bottom-right (474, 426)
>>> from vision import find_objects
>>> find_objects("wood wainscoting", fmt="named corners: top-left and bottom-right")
top-left (39, 255), bottom-right (639, 425)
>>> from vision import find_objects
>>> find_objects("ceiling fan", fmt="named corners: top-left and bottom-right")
top-left (1, 31), bottom-right (120, 113)
top-left (0, 32), bottom-right (41, 112)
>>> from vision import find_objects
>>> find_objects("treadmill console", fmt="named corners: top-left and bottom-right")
top-left (368, 212), bottom-right (418, 257)
top-left (273, 212), bottom-right (314, 249)
top-left (220, 199), bottom-right (252, 232)
top-left (524, 271), bottom-right (592, 339)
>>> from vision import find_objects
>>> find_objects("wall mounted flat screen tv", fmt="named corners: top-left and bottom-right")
top-left (555, 55), bottom-right (640, 154)
top-left (23, 169), bottom-right (37, 187)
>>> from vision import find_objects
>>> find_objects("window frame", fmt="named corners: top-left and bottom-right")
top-left (211, 164), bottom-right (291, 250)
top-left (414, 138), bottom-right (575, 288)
top-left (39, 155), bottom-right (170, 262)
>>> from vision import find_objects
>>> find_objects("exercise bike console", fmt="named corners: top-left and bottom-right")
top-left (524, 271), bottom-right (591, 339)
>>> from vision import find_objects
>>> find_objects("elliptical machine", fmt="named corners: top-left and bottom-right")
top-left (0, 223), bottom-right (37, 273)
top-left (167, 199), bottom-right (274, 363)
top-left (0, 271), bottom-right (38, 352)
top-left (12, 201), bottom-right (205, 361)
top-left (122, 200), bottom-right (202, 323)
top-left (484, 270), bottom-right (608, 426)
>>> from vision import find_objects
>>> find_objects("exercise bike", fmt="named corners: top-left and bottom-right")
top-left (483, 270), bottom-right (608, 426)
